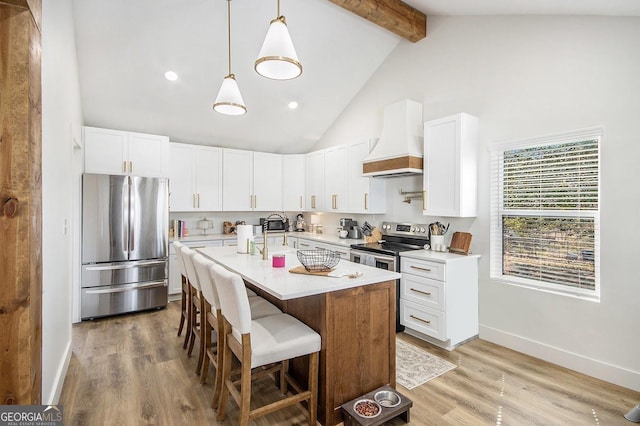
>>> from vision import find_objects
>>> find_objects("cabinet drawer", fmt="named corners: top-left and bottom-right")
top-left (400, 300), bottom-right (445, 341)
top-left (401, 257), bottom-right (445, 281)
top-left (401, 274), bottom-right (444, 310)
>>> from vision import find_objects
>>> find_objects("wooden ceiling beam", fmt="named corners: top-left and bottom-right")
top-left (329, 0), bottom-right (426, 42)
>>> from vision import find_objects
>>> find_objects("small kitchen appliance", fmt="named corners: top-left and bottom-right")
top-left (339, 218), bottom-right (352, 238)
top-left (295, 213), bottom-right (305, 232)
top-left (350, 222), bottom-right (431, 332)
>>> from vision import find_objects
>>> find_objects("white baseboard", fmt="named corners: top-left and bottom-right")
top-left (480, 325), bottom-right (640, 392)
top-left (44, 339), bottom-right (72, 405)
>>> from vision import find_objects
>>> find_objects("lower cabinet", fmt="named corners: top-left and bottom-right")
top-left (400, 253), bottom-right (480, 350)
top-left (168, 239), bottom-right (223, 294)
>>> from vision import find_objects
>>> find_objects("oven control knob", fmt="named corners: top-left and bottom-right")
top-left (410, 227), bottom-right (416, 232)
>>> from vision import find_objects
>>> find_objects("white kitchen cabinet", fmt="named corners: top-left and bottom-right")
top-left (423, 113), bottom-right (478, 217)
top-left (305, 150), bottom-right (325, 211)
top-left (84, 126), bottom-right (169, 177)
top-left (324, 145), bottom-right (349, 212)
top-left (223, 149), bottom-right (283, 211)
top-left (399, 252), bottom-right (480, 350)
top-left (168, 143), bottom-right (222, 212)
top-left (222, 149), bottom-right (254, 211)
top-left (253, 152), bottom-right (283, 211)
top-left (168, 239), bottom-right (223, 294)
top-left (283, 155), bottom-right (305, 211)
top-left (348, 140), bottom-right (386, 214)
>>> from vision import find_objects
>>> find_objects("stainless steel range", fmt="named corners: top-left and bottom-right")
top-left (350, 222), bottom-right (430, 332)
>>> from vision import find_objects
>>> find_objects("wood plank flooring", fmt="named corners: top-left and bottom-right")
top-left (59, 301), bottom-right (639, 425)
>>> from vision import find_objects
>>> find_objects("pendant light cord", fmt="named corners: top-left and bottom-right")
top-left (277, 0), bottom-right (280, 17)
top-left (227, 0), bottom-right (232, 75)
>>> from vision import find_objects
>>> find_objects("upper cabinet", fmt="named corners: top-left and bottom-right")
top-left (349, 140), bottom-right (386, 214)
top-left (305, 150), bottom-right (325, 211)
top-left (168, 143), bottom-right (222, 212)
top-left (222, 149), bottom-right (283, 211)
top-left (253, 152), bottom-right (283, 211)
top-left (283, 154), bottom-right (305, 211)
top-left (324, 145), bottom-right (349, 212)
top-left (423, 113), bottom-right (478, 217)
top-left (84, 126), bottom-right (169, 177)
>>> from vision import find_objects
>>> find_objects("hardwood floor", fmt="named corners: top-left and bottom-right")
top-left (60, 301), bottom-right (639, 425)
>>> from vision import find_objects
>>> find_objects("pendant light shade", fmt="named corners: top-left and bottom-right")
top-left (214, 74), bottom-right (246, 115)
top-left (213, 0), bottom-right (247, 115)
top-left (255, 1), bottom-right (302, 80)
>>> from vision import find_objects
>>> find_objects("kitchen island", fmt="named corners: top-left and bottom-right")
top-left (198, 246), bottom-right (401, 426)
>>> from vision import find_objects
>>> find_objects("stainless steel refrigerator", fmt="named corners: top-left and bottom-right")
top-left (81, 173), bottom-right (169, 319)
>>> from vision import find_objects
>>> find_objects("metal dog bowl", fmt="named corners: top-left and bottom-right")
top-left (374, 390), bottom-right (401, 408)
top-left (353, 399), bottom-right (381, 418)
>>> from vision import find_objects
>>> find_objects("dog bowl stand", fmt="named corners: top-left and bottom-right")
top-left (340, 385), bottom-right (413, 426)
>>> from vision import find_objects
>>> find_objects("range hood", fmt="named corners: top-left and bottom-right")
top-left (362, 99), bottom-right (424, 178)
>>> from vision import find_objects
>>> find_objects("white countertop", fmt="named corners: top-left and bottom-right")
top-left (399, 249), bottom-right (481, 262)
top-left (197, 245), bottom-right (400, 300)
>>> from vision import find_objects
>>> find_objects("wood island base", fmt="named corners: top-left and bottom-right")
top-left (248, 279), bottom-right (397, 426)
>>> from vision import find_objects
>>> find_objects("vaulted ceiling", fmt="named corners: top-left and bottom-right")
top-left (72, 0), bottom-right (640, 154)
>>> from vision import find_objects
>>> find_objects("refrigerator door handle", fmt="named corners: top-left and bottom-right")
top-left (128, 176), bottom-right (135, 254)
top-left (84, 280), bottom-right (167, 295)
top-left (83, 259), bottom-right (168, 271)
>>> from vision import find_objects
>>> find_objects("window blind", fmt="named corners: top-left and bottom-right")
top-left (490, 128), bottom-right (601, 299)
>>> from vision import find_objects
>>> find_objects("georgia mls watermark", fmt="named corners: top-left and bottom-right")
top-left (0, 405), bottom-right (63, 426)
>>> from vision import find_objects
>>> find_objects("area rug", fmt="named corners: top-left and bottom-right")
top-left (396, 339), bottom-right (457, 390)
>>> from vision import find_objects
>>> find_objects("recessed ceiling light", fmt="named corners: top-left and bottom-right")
top-left (288, 101), bottom-right (298, 110)
top-left (164, 71), bottom-right (178, 81)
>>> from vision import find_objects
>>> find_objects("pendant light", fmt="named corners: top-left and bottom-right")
top-left (213, 0), bottom-right (247, 115)
top-left (255, 0), bottom-right (302, 80)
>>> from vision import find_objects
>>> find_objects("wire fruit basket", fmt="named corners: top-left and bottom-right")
top-left (297, 249), bottom-right (340, 272)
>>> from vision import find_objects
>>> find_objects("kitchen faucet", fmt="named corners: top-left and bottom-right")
top-left (260, 212), bottom-right (288, 260)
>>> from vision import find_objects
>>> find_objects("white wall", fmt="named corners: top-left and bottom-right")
top-left (41, 0), bottom-right (84, 403)
top-left (318, 16), bottom-right (640, 391)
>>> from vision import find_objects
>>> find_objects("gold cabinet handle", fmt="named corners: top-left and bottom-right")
top-left (422, 190), bottom-right (426, 210)
top-left (410, 265), bottom-right (432, 272)
top-left (129, 161), bottom-right (133, 173)
top-left (197, 193), bottom-right (200, 208)
top-left (253, 195), bottom-right (257, 209)
top-left (300, 243), bottom-right (310, 248)
top-left (311, 195), bottom-right (316, 209)
top-left (364, 193), bottom-right (369, 210)
top-left (123, 161), bottom-right (127, 173)
top-left (410, 288), bottom-right (432, 296)
top-left (410, 315), bottom-right (431, 325)
top-left (193, 194), bottom-right (197, 208)
top-left (299, 195), bottom-right (303, 209)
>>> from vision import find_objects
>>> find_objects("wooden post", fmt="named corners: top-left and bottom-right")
top-left (0, 0), bottom-right (43, 405)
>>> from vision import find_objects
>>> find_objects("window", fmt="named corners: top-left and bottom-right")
top-left (490, 127), bottom-right (601, 300)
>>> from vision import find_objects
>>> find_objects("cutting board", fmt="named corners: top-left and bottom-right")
top-left (449, 232), bottom-right (472, 255)
top-left (365, 227), bottom-right (383, 243)
top-left (288, 265), bottom-right (334, 276)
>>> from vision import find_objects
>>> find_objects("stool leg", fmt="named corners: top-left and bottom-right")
top-left (177, 276), bottom-right (187, 337)
top-left (308, 352), bottom-right (319, 426)
top-left (182, 281), bottom-right (192, 349)
top-left (216, 325), bottom-right (232, 423)
top-left (280, 359), bottom-right (288, 394)
top-left (239, 339), bottom-right (252, 426)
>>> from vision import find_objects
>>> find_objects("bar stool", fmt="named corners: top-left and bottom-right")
top-left (192, 254), bottom-right (281, 408)
top-left (212, 264), bottom-right (321, 425)
top-left (172, 241), bottom-right (190, 348)
top-left (181, 246), bottom-right (205, 374)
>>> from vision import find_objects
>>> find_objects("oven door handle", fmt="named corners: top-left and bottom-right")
top-left (351, 250), bottom-right (396, 265)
